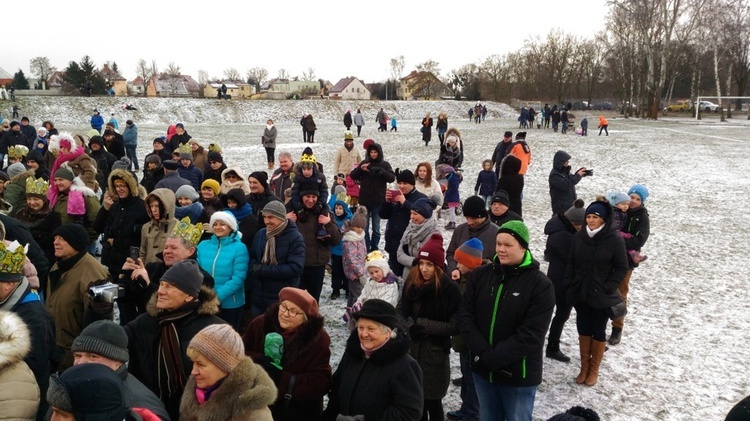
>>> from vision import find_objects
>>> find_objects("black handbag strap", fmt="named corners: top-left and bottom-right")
top-left (283, 374), bottom-right (297, 419)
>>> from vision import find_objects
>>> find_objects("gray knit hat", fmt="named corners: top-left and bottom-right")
top-left (7, 162), bottom-right (26, 179)
top-left (54, 166), bottom-right (75, 181)
top-left (189, 324), bottom-right (244, 373)
top-left (175, 185), bottom-right (199, 202)
top-left (262, 201), bottom-right (287, 221)
top-left (161, 259), bottom-right (203, 297)
top-left (564, 199), bottom-right (586, 225)
top-left (111, 157), bottom-right (131, 172)
top-left (71, 320), bottom-right (129, 362)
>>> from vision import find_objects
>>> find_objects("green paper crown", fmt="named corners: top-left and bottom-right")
top-left (177, 143), bottom-right (192, 155)
top-left (8, 145), bottom-right (29, 159)
top-left (171, 217), bottom-right (203, 247)
top-left (0, 241), bottom-right (27, 280)
top-left (208, 143), bottom-right (222, 153)
top-left (25, 177), bottom-right (49, 196)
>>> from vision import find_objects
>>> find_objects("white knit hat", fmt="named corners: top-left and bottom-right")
top-left (364, 250), bottom-right (390, 275)
top-left (209, 210), bottom-right (238, 232)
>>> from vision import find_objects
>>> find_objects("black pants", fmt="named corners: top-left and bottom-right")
top-left (331, 255), bottom-right (348, 294)
top-left (300, 265), bottom-right (325, 302)
top-left (264, 147), bottom-right (275, 163)
top-left (421, 398), bottom-right (443, 421)
top-left (356, 125), bottom-right (362, 136)
top-left (548, 277), bottom-right (572, 344)
top-left (307, 130), bottom-right (315, 143)
top-left (302, 128), bottom-right (308, 142)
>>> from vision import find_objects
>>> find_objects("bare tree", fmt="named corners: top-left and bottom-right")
top-left (277, 68), bottom-right (290, 80)
top-left (301, 67), bottom-right (316, 81)
top-left (135, 59), bottom-right (154, 96)
top-left (246, 67), bottom-right (269, 91)
top-left (415, 60), bottom-right (441, 78)
top-left (223, 68), bottom-right (242, 82)
top-left (29, 57), bottom-right (55, 89)
top-left (390, 55), bottom-right (405, 81)
top-left (198, 70), bottom-right (210, 86)
top-left (162, 62), bottom-right (182, 96)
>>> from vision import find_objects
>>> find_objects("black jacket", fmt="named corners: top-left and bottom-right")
top-left (379, 187), bottom-right (427, 259)
top-left (349, 143), bottom-right (396, 208)
top-left (497, 155), bottom-right (524, 216)
top-left (492, 140), bottom-right (513, 174)
top-left (564, 223), bottom-right (629, 309)
top-left (549, 150), bottom-right (582, 214)
top-left (458, 253), bottom-right (555, 386)
top-left (544, 214), bottom-right (578, 290)
top-left (624, 205), bottom-right (650, 268)
top-left (489, 208), bottom-right (523, 227)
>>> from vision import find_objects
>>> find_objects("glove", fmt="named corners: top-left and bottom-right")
top-left (263, 332), bottom-right (284, 369)
top-left (409, 323), bottom-right (427, 340)
top-left (296, 209), bottom-right (307, 222)
top-left (249, 264), bottom-right (262, 278)
top-left (313, 202), bottom-right (323, 214)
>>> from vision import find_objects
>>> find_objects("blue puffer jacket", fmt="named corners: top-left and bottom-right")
top-left (197, 231), bottom-right (249, 309)
top-left (331, 200), bottom-right (352, 256)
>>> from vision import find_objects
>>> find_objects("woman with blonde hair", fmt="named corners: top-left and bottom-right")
top-left (414, 162), bottom-right (443, 207)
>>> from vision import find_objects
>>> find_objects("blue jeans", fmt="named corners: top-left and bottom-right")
top-left (459, 352), bottom-right (480, 421)
top-left (473, 374), bottom-right (537, 421)
top-left (125, 145), bottom-right (139, 169)
top-left (364, 203), bottom-right (382, 251)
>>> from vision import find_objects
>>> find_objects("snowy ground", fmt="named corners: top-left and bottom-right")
top-left (18, 97), bottom-right (750, 420)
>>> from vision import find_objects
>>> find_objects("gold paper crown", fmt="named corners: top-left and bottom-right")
top-left (0, 241), bottom-right (27, 279)
top-left (8, 145), bottom-right (29, 159)
top-left (177, 143), bottom-right (192, 155)
top-left (366, 250), bottom-right (386, 262)
top-left (208, 143), bottom-right (222, 153)
top-left (301, 153), bottom-right (316, 164)
top-left (171, 217), bottom-right (204, 247)
top-left (25, 177), bottom-right (49, 196)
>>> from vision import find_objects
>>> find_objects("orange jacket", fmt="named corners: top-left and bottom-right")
top-left (509, 141), bottom-right (531, 175)
top-left (598, 116), bottom-right (608, 126)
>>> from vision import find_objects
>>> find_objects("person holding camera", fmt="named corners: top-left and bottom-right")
top-left (549, 150), bottom-right (591, 215)
top-left (45, 223), bottom-right (111, 370)
top-left (379, 169), bottom-right (426, 277)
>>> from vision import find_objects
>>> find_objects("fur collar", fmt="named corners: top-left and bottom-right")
top-left (146, 285), bottom-right (220, 318)
top-left (68, 175), bottom-right (98, 197)
top-left (0, 311), bottom-right (31, 370)
top-left (108, 169), bottom-right (146, 199)
top-left (263, 303), bottom-right (324, 363)
top-left (179, 357), bottom-right (277, 421)
top-left (9, 168), bottom-right (36, 184)
top-left (343, 326), bottom-right (410, 365)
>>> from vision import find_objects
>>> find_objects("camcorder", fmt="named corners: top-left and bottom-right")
top-left (88, 282), bottom-right (124, 304)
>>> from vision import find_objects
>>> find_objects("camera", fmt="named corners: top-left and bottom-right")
top-left (88, 282), bottom-right (124, 303)
top-left (129, 246), bottom-right (140, 261)
top-left (584, 169), bottom-right (594, 177)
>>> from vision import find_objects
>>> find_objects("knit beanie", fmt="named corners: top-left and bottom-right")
top-left (161, 259), bottom-right (203, 298)
top-left (111, 157), bottom-right (131, 172)
top-left (454, 238), bottom-right (484, 270)
top-left (188, 324), bottom-right (245, 373)
top-left (585, 201), bottom-right (611, 221)
top-left (463, 196), bottom-right (488, 218)
top-left (47, 363), bottom-right (126, 420)
top-left (411, 198), bottom-right (435, 219)
top-left (278, 287), bottom-right (319, 317)
top-left (54, 166), bottom-right (75, 181)
top-left (352, 299), bottom-right (398, 329)
top-left (207, 151), bottom-right (224, 164)
top-left (7, 162), bottom-right (26, 179)
top-left (628, 184), bottom-right (649, 203)
top-left (71, 320), bottom-right (129, 363)
top-left (201, 179), bottom-right (220, 195)
top-left (416, 233), bottom-right (445, 270)
top-left (89, 135), bottom-right (105, 148)
top-left (365, 250), bottom-right (391, 275)
top-left (87, 129), bottom-right (101, 139)
top-left (54, 224), bottom-right (90, 252)
top-left (350, 206), bottom-right (367, 228)
top-left (363, 138), bottom-right (374, 151)
top-left (396, 169), bottom-right (416, 185)
top-left (249, 171), bottom-right (269, 191)
top-left (210, 210), bottom-right (238, 232)
top-left (606, 191), bottom-right (630, 207)
top-left (564, 199), bottom-right (586, 226)
top-left (497, 220), bottom-right (530, 249)
top-left (180, 151), bottom-right (193, 161)
top-left (298, 177), bottom-right (320, 198)
top-left (153, 137), bottom-right (167, 147)
top-left (262, 201), bottom-right (288, 222)
top-left (176, 185), bottom-right (200, 202)
top-left (491, 190), bottom-right (510, 207)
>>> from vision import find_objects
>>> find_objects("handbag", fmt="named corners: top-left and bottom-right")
top-left (420, 126), bottom-right (425, 134)
top-left (606, 301), bottom-right (627, 321)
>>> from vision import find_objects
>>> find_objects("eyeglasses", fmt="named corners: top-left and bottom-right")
top-left (114, 184), bottom-right (129, 190)
top-left (226, 174), bottom-right (239, 180)
top-left (279, 304), bottom-right (302, 318)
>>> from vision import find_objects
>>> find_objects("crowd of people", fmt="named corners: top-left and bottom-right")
top-left (0, 106), bottom-right (665, 421)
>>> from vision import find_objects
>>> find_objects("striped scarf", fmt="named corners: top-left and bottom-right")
top-left (156, 301), bottom-right (200, 399)
top-left (262, 219), bottom-right (289, 265)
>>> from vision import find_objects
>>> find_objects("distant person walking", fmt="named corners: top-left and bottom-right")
top-left (598, 115), bottom-right (609, 136)
top-left (421, 112), bottom-right (433, 146)
top-left (344, 109), bottom-right (353, 130)
top-left (353, 108), bottom-right (365, 137)
top-left (306, 114), bottom-right (317, 143)
top-left (300, 114), bottom-right (309, 142)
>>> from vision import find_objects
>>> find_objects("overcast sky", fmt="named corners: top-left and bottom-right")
top-left (5, 0), bottom-right (609, 84)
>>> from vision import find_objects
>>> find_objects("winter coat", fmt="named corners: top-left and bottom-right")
top-left (379, 187), bottom-right (427, 258)
top-left (0, 311), bottom-right (39, 421)
top-left (355, 274), bottom-right (400, 308)
top-left (197, 231), bottom-right (250, 309)
top-left (443, 170), bottom-right (461, 204)
top-left (396, 217), bottom-right (439, 274)
top-left (333, 145), bottom-right (361, 176)
top-left (244, 304), bottom-right (332, 421)
top-left (508, 141), bottom-right (531, 175)
top-left (458, 253), bottom-right (555, 386)
top-left (492, 140), bottom-right (513, 174)
top-left (489, 208), bottom-right (523, 228)
top-left (305, 116), bottom-right (317, 133)
top-left (5, 167), bottom-right (36, 217)
top-left (296, 208), bottom-right (342, 267)
top-left (598, 116), bottom-right (608, 127)
top-left (498, 155), bottom-right (524, 216)
top-left (123, 124), bottom-right (138, 146)
top-left (16, 203), bottom-right (61, 271)
top-left (342, 229), bottom-right (367, 281)
top-left (220, 166), bottom-right (251, 195)
top-left (397, 276), bottom-right (461, 400)
top-left (179, 357), bottom-right (276, 421)
top-left (52, 181), bottom-right (101, 242)
top-left (178, 163), bottom-right (203, 191)
top-left (202, 162), bottom-right (226, 186)
top-left (190, 146), bottom-right (208, 174)
top-left (140, 165), bottom-right (165, 193)
top-left (343, 112), bottom-right (353, 128)
top-left (124, 286), bottom-right (225, 420)
top-left (2, 130), bottom-right (27, 151)
top-left (564, 224), bottom-right (628, 309)
top-left (0, 214), bottom-right (50, 289)
top-left (438, 142), bottom-right (462, 169)
top-left (415, 178), bottom-right (443, 206)
top-left (249, 222), bottom-right (306, 315)
top-left (175, 202), bottom-right (204, 224)
top-left (46, 252), bottom-right (110, 369)
top-left (104, 134), bottom-right (126, 159)
top-left (421, 117), bottom-right (433, 142)
top-left (474, 170), bottom-right (497, 197)
top-left (154, 171), bottom-right (192, 194)
top-left (330, 201), bottom-right (352, 256)
top-left (544, 214), bottom-right (578, 291)
top-left (90, 114), bottom-right (104, 131)
top-left (269, 168), bottom-right (293, 202)
top-left (624, 205), bottom-right (650, 268)
top-left (290, 167), bottom-right (328, 212)
top-left (116, 365), bottom-right (171, 421)
top-left (167, 132), bottom-right (191, 154)
top-left (446, 218), bottom-right (499, 273)
top-left (60, 151), bottom-right (100, 193)
top-left (262, 125), bottom-right (278, 149)
top-left (323, 328), bottom-right (423, 421)
top-left (349, 143), bottom-right (395, 208)
top-left (345, 174), bottom-right (359, 199)
top-left (140, 189), bottom-right (179, 265)
top-left (246, 190), bottom-right (281, 229)
top-left (549, 150), bottom-right (582, 214)
top-left (89, 148), bottom-right (118, 186)
top-left (353, 112), bottom-right (365, 127)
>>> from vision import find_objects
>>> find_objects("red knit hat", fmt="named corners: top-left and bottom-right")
top-left (278, 287), bottom-right (319, 317)
top-left (363, 138), bottom-right (374, 151)
top-left (416, 233), bottom-right (445, 270)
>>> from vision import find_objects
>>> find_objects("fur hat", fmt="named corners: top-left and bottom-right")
top-left (564, 199), bottom-right (586, 226)
top-left (416, 233), bottom-right (445, 270)
top-left (54, 167), bottom-right (75, 181)
top-left (491, 190), bottom-right (510, 207)
top-left (352, 298), bottom-right (398, 329)
top-left (201, 179), bottom-right (220, 196)
top-left (350, 206), bottom-right (367, 228)
top-left (628, 184), bottom-right (649, 203)
top-left (176, 185), bottom-right (199, 202)
top-left (54, 224), bottom-right (89, 252)
top-left (365, 250), bottom-right (391, 275)
top-left (463, 196), bottom-right (488, 219)
top-left (262, 201), bottom-right (288, 221)
top-left (71, 320), bottom-right (129, 363)
top-left (47, 364), bottom-right (127, 420)
top-left (161, 259), bottom-right (203, 298)
top-left (454, 238), bottom-right (484, 270)
top-left (188, 324), bottom-right (245, 373)
top-left (497, 220), bottom-right (530, 249)
top-left (145, 154), bottom-right (162, 167)
top-left (607, 191), bottom-right (630, 207)
top-left (210, 210), bottom-right (238, 232)
top-left (278, 287), bottom-right (319, 317)
top-left (396, 169), bottom-right (416, 185)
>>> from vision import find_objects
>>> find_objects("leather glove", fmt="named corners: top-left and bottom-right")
top-left (409, 323), bottom-right (427, 340)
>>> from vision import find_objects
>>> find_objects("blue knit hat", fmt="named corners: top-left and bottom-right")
top-left (628, 184), bottom-right (649, 203)
top-left (585, 201), bottom-right (611, 221)
top-left (411, 198), bottom-right (435, 219)
top-left (606, 191), bottom-right (630, 207)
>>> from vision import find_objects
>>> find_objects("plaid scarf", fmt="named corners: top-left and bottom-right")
top-left (156, 300), bottom-right (200, 399)
top-left (262, 219), bottom-right (289, 264)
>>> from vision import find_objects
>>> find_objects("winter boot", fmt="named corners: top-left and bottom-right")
top-left (608, 327), bottom-right (622, 345)
top-left (576, 335), bottom-right (592, 384)
top-left (546, 341), bottom-right (571, 363)
top-left (585, 340), bottom-right (607, 386)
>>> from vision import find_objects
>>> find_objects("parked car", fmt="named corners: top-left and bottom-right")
top-left (667, 100), bottom-right (692, 112)
top-left (591, 101), bottom-right (614, 110)
top-left (695, 101), bottom-right (719, 112)
top-left (571, 101), bottom-right (589, 110)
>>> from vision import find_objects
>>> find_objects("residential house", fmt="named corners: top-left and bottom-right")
top-left (398, 70), bottom-right (450, 100)
top-left (328, 77), bottom-right (370, 100)
top-left (202, 81), bottom-right (255, 99)
top-left (0, 67), bottom-right (13, 88)
top-left (262, 79), bottom-right (319, 96)
top-left (99, 63), bottom-right (128, 96)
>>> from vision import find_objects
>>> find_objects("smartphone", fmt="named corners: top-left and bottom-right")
top-left (129, 246), bottom-right (140, 260)
top-left (388, 189), bottom-right (402, 201)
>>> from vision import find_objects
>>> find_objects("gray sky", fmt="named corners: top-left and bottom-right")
top-left (4, 0), bottom-right (609, 84)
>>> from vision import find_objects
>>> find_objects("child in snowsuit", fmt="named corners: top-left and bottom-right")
top-left (474, 159), bottom-right (497, 209)
top-left (343, 249), bottom-right (399, 330)
top-left (342, 206), bottom-right (368, 306)
top-left (330, 200), bottom-right (353, 300)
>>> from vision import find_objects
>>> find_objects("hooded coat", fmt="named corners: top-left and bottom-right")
top-left (197, 229), bottom-right (249, 309)
top-left (140, 189), bottom-right (179, 265)
top-left (51, 177), bottom-right (101, 242)
top-left (497, 155), bottom-right (524, 216)
top-left (549, 150), bottom-right (582, 215)
top-left (0, 311), bottom-right (39, 420)
top-left (349, 143), bottom-right (396, 208)
top-left (48, 133), bottom-right (100, 194)
top-left (220, 166), bottom-right (251, 195)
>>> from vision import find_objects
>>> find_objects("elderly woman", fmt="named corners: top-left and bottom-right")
top-left (243, 287), bottom-right (331, 420)
top-left (180, 324), bottom-right (277, 421)
top-left (324, 299), bottom-right (423, 421)
top-left (564, 200), bottom-right (628, 387)
top-left (248, 201), bottom-right (305, 317)
top-left (396, 197), bottom-right (440, 275)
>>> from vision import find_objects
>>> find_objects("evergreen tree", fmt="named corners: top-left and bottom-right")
top-left (12, 70), bottom-right (30, 89)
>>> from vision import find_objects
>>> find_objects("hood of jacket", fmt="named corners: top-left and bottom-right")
top-left (108, 168), bottom-right (146, 200)
top-left (9, 167), bottom-right (36, 184)
top-left (502, 155), bottom-right (522, 176)
top-left (0, 310), bottom-right (31, 371)
top-left (145, 188), bottom-right (176, 221)
top-left (553, 150), bottom-right (571, 171)
top-left (221, 165), bottom-right (247, 183)
top-left (146, 285), bottom-right (220, 318)
top-left (366, 143), bottom-right (385, 164)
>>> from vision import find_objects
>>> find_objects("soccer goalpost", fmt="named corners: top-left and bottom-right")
top-left (694, 96), bottom-right (750, 120)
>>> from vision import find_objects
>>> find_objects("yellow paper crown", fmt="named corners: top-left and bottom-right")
top-left (25, 177), bottom-right (49, 196)
top-left (8, 145), bottom-right (29, 159)
top-left (301, 153), bottom-right (316, 164)
top-left (177, 143), bottom-right (192, 155)
top-left (366, 250), bottom-right (386, 262)
top-left (208, 143), bottom-right (222, 153)
top-left (170, 217), bottom-right (204, 247)
top-left (0, 241), bottom-right (27, 280)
